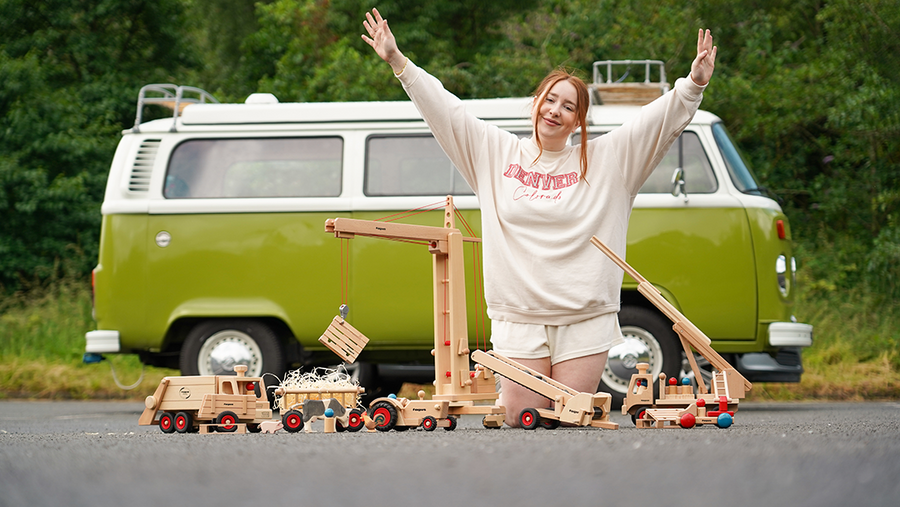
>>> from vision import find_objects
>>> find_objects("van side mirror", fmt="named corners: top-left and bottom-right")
top-left (671, 167), bottom-right (688, 202)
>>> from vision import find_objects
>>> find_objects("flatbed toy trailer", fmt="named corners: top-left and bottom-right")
top-left (472, 350), bottom-right (618, 430)
top-left (139, 365), bottom-right (273, 434)
top-left (274, 386), bottom-right (367, 432)
top-left (590, 236), bottom-right (751, 428)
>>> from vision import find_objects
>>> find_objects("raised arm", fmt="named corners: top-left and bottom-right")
top-left (690, 29), bottom-right (717, 86)
top-left (361, 8), bottom-right (408, 75)
top-left (605, 29), bottom-right (718, 194)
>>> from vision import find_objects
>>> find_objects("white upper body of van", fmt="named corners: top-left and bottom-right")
top-left (105, 90), bottom-right (780, 220)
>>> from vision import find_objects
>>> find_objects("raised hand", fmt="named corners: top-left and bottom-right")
top-left (361, 8), bottom-right (406, 74)
top-left (690, 29), bottom-right (717, 86)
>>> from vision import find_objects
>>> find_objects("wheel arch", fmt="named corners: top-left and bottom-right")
top-left (161, 313), bottom-right (298, 359)
top-left (620, 284), bottom-right (683, 317)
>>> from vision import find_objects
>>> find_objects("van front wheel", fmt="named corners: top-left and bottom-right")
top-left (180, 319), bottom-right (285, 381)
top-left (599, 306), bottom-right (680, 408)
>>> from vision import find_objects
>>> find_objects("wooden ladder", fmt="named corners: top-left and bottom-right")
top-left (712, 371), bottom-right (730, 400)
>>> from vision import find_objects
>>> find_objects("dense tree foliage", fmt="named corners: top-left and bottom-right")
top-left (1, 0), bottom-right (897, 300)
top-left (0, 0), bottom-right (196, 291)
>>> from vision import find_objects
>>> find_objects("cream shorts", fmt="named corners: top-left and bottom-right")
top-left (489, 313), bottom-right (625, 365)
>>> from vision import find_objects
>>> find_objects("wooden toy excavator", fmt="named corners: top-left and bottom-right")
top-left (591, 236), bottom-right (753, 429)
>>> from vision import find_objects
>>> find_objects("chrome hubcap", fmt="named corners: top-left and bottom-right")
top-left (602, 325), bottom-right (664, 394)
top-left (198, 329), bottom-right (263, 376)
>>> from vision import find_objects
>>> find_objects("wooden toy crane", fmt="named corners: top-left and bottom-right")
top-left (591, 236), bottom-right (752, 428)
top-left (325, 197), bottom-right (504, 430)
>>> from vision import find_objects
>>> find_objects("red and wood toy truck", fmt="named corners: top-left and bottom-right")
top-left (472, 350), bottom-right (619, 430)
top-left (139, 365), bottom-right (274, 434)
top-left (591, 236), bottom-right (752, 429)
top-left (625, 363), bottom-right (740, 428)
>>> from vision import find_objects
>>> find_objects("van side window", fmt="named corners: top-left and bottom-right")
top-left (365, 135), bottom-right (475, 196)
top-left (639, 132), bottom-right (716, 194)
top-left (165, 137), bottom-right (342, 198)
top-left (574, 131), bottom-right (716, 194)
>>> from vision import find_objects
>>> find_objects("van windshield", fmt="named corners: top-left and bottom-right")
top-left (712, 122), bottom-right (762, 195)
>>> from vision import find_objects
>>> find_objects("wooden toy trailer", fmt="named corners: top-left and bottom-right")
top-left (274, 386), bottom-right (367, 432)
top-left (472, 350), bottom-right (619, 430)
top-left (139, 365), bottom-right (274, 434)
top-left (590, 236), bottom-right (751, 428)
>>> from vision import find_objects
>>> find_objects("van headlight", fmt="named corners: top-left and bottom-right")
top-left (776, 254), bottom-right (796, 296)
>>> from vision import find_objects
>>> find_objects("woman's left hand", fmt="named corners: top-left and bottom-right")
top-left (361, 8), bottom-right (406, 74)
top-left (690, 29), bottom-right (717, 86)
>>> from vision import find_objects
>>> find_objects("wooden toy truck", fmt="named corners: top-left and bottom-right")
top-left (139, 365), bottom-right (274, 434)
top-left (590, 236), bottom-right (752, 429)
top-left (274, 386), bottom-right (367, 432)
top-left (625, 362), bottom-right (739, 428)
top-left (472, 350), bottom-right (619, 430)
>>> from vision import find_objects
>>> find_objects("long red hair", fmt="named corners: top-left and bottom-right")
top-left (531, 69), bottom-right (591, 182)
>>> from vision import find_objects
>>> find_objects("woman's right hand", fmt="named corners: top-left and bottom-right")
top-left (361, 8), bottom-right (407, 74)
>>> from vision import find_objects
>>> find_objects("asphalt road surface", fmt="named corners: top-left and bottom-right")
top-left (1, 400), bottom-right (898, 507)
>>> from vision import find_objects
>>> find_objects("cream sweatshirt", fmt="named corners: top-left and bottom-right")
top-left (397, 61), bottom-right (706, 325)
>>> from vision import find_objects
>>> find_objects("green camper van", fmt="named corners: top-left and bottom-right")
top-left (86, 63), bottom-right (812, 404)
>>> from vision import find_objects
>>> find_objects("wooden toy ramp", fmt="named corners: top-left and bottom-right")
top-left (590, 236), bottom-right (752, 394)
top-left (319, 316), bottom-right (369, 363)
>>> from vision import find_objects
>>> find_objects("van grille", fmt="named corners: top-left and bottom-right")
top-left (128, 139), bottom-right (161, 192)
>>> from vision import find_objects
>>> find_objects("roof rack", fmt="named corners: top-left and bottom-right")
top-left (590, 60), bottom-right (669, 106)
top-left (132, 84), bottom-right (219, 133)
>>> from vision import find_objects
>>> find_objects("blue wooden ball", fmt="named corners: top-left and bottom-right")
top-left (717, 413), bottom-right (733, 428)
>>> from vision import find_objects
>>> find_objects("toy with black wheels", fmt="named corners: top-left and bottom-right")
top-left (519, 408), bottom-right (540, 430)
top-left (282, 409), bottom-right (304, 433)
top-left (368, 401), bottom-right (398, 432)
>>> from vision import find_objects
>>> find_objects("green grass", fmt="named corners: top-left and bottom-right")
top-left (0, 280), bottom-right (175, 399)
top-left (1, 279), bottom-right (898, 401)
top-left (747, 287), bottom-right (900, 402)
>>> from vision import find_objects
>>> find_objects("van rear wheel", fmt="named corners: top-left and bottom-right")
top-left (599, 306), bottom-right (680, 409)
top-left (180, 319), bottom-right (285, 382)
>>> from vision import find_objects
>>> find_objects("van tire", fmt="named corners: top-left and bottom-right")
top-left (599, 306), bottom-right (680, 408)
top-left (180, 319), bottom-right (285, 384)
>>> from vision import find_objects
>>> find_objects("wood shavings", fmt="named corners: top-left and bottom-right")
top-left (272, 366), bottom-right (364, 412)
